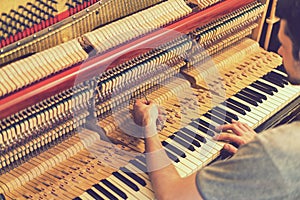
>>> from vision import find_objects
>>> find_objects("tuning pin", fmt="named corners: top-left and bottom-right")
top-left (66, 3), bottom-right (75, 16)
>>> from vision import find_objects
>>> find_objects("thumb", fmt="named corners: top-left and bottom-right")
top-left (223, 143), bottom-right (238, 154)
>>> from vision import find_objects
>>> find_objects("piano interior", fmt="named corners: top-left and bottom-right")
top-left (0, 0), bottom-right (299, 199)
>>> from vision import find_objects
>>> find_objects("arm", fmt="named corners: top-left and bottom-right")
top-left (145, 134), bottom-right (202, 200)
top-left (133, 99), bottom-right (203, 200)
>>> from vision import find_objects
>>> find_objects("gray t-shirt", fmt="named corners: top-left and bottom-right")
top-left (196, 122), bottom-right (300, 200)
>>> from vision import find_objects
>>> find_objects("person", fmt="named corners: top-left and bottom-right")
top-left (132, 0), bottom-right (300, 199)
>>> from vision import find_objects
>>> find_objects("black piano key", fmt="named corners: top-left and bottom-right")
top-left (180, 128), bottom-right (207, 144)
top-left (189, 121), bottom-right (209, 134)
top-left (250, 83), bottom-right (273, 96)
top-left (73, 197), bottom-right (82, 200)
top-left (166, 151), bottom-right (180, 163)
top-left (269, 70), bottom-right (288, 83)
top-left (221, 102), bottom-right (246, 115)
top-left (112, 172), bottom-right (139, 192)
top-left (263, 75), bottom-right (285, 88)
top-left (251, 82), bottom-right (274, 95)
top-left (101, 179), bottom-right (128, 199)
top-left (213, 107), bottom-right (239, 121)
top-left (175, 131), bottom-right (201, 147)
top-left (129, 160), bottom-right (147, 173)
top-left (277, 65), bottom-right (286, 73)
top-left (194, 118), bottom-right (215, 129)
top-left (203, 112), bottom-right (225, 124)
top-left (256, 80), bottom-right (278, 92)
top-left (226, 98), bottom-right (251, 112)
top-left (209, 109), bottom-right (232, 124)
top-left (243, 87), bottom-right (267, 100)
top-left (169, 135), bottom-right (195, 151)
top-left (120, 167), bottom-right (146, 186)
top-left (189, 121), bottom-right (215, 137)
top-left (270, 71), bottom-right (288, 85)
top-left (136, 156), bottom-right (146, 164)
top-left (162, 141), bottom-right (186, 158)
top-left (235, 93), bottom-right (258, 106)
top-left (239, 90), bottom-right (263, 103)
top-left (203, 112), bottom-right (226, 125)
top-left (137, 144), bottom-right (179, 163)
top-left (93, 184), bottom-right (118, 200)
top-left (86, 188), bottom-right (104, 200)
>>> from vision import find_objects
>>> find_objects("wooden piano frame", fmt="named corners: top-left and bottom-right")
top-left (0, 0), bottom-right (258, 120)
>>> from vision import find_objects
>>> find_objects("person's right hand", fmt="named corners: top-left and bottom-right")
top-left (213, 120), bottom-right (257, 154)
top-left (133, 99), bottom-right (158, 126)
top-left (133, 99), bottom-right (159, 138)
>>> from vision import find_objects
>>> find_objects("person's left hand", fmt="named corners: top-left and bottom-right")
top-left (213, 120), bottom-right (257, 154)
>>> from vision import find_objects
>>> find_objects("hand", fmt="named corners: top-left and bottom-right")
top-left (133, 99), bottom-right (159, 137)
top-left (213, 120), bottom-right (256, 154)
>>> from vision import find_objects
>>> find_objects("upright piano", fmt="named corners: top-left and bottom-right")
top-left (0, 0), bottom-right (299, 199)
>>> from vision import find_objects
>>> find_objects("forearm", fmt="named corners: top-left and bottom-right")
top-left (134, 100), bottom-right (202, 200)
top-left (145, 134), bottom-right (179, 175)
top-left (145, 134), bottom-right (182, 199)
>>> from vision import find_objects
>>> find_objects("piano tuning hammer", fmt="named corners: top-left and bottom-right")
top-left (141, 92), bottom-right (149, 104)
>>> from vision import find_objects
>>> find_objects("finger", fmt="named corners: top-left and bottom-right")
top-left (232, 120), bottom-right (253, 132)
top-left (215, 124), bottom-right (244, 136)
top-left (135, 99), bottom-right (148, 105)
top-left (234, 121), bottom-right (248, 132)
top-left (213, 133), bottom-right (245, 145)
top-left (223, 143), bottom-right (238, 154)
top-left (216, 122), bottom-right (235, 130)
top-left (134, 99), bottom-right (142, 105)
top-left (243, 123), bottom-right (254, 132)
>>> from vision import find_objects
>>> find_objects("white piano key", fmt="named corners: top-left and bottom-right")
top-left (125, 163), bottom-right (152, 188)
top-left (106, 177), bottom-right (142, 200)
top-left (164, 138), bottom-right (203, 168)
top-left (258, 78), bottom-right (295, 101)
top-left (247, 85), bottom-right (284, 107)
top-left (79, 192), bottom-right (96, 200)
top-left (98, 182), bottom-right (128, 200)
top-left (217, 104), bottom-right (257, 126)
top-left (89, 187), bottom-right (108, 199)
top-left (184, 125), bottom-right (221, 155)
top-left (224, 101), bottom-right (264, 124)
top-left (118, 170), bottom-right (153, 199)
top-left (230, 96), bottom-right (272, 120)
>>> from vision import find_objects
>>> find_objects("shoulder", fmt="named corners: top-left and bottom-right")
top-left (196, 122), bottom-right (300, 200)
top-left (257, 121), bottom-right (300, 156)
top-left (256, 121), bottom-right (300, 199)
